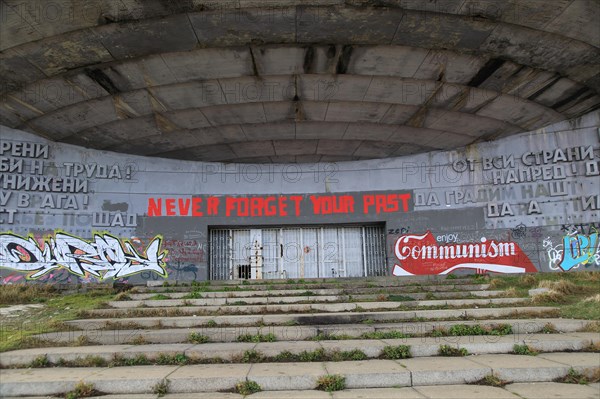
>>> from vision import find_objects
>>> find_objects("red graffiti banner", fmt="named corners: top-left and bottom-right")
top-left (147, 193), bottom-right (412, 217)
top-left (392, 231), bottom-right (537, 276)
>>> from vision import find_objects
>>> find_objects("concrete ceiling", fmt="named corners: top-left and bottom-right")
top-left (1, 0), bottom-right (599, 163)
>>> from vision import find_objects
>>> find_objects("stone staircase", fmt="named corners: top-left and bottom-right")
top-left (1, 276), bottom-right (599, 399)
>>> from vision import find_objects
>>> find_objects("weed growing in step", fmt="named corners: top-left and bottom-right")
top-left (541, 323), bottom-right (558, 334)
top-left (109, 354), bottom-right (150, 367)
top-left (206, 319), bottom-right (218, 327)
top-left (74, 335), bottom-right (96, 346)
top-left (59, 355), bottom-right (108, 368)
top-left (241, 350), bottom-right (264, 363)
top-left (381, 345), bottom-right (412, 359)
top-left (309, 332), bottom-right (354, 341)
top-left (388, 295), bottom-right (414, 302)
top-left (152, 379), bottom-right (170, 397)
top-left (149, 294), bottom-right (170, 300)
top-left (581, 321), bottom-right (600, 333)
top-left (65, 381), bottom-right (97, 399)
top-left (316, 375), bottom-right (346, 392)
top-left (130, 335), bottom-right (147, 345)
top-left (556, 368), bottom-right (589, 384)
top-left (273, 350), bottom-right (299, 362)
top-left (183, 289), bottom-right (205, 299)
top-left (361, 319), bottom-right (375, 325)
top-left (188, 332), bottom-right (210, 344)
top-left (474, 374), bottom-right (509, 387)
top-left (584, 341), bottom-right (600, 352)
top-left (513, 344), bottom-right (538, 356)
top-left (438, 345), bottom-right (468, 357)
top-left (113, 292), bottom-right (131, 301)
top-left (360, 331), bottom-right (411, 339)
top-left (330, 349), bottom-right (368, 361)
top-left (156, 353), bottom-right (189, 365)
top-left (445, 323), bottom-right (513, 336)
top-left (236, 333), bottom-right (277, 343)
top-left (299, 348), bottom-right (327, 362)
top-left (29, 355), bottom-right (50, 368)
top-left (236, 380), bottom-right (262, 395)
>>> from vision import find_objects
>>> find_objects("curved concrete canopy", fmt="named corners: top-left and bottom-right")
top-left (1, 0), bottom-right (599, 163)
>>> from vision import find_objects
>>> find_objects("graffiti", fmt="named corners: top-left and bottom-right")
top-left (511, 223), bottom-right (527, 240)
top-left (392, 231), bottom-right (537, 276)
top-left (0, 232), bottom-right (167, 280)
top-left (559, 229), bottom-right (599, 271)
top-left (388, 227), bottom-right (410, 235)
top-left (542, 237), bottom-right (563, 271)
top-left (164, 239), bottom-right (205, 263)
top-left (544, 229), bottom-right (600, 271)
top-left (561, 223), bottom-right (599, 236)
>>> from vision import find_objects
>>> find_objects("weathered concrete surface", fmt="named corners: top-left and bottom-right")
top-left (324, 359), bottom-right (411, 388)
top-left (332, 387), bottom-right (426, 398)
top-left (167, 364), bottom-right (252, 393)
top-left (247, 362), bottom-right (327, 390)
top-left (3, 333), bottom-right (597, 368)
top-left (468, 354), bottom-right (573, 382)
top-left (504, 382), bottom-right (600, 399)
top-left (414, 384), bottom-right (520, 398)
top-left (398, 357), bottom-right (492, 386)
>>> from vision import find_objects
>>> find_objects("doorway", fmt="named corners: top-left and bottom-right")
top-left (208, 224), bottom-right (386, 280)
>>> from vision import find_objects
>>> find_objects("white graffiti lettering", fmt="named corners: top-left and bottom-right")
top-left (543, 230), bottom-right (600, 271)
top-left (0, 232), bottom-right (168, 280)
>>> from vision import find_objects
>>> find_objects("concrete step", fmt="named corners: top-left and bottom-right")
top-left (37, 318), bottom-right (588, 345)
top-left (105, 296), bottom-right (524, 310)
top-left (91, 297), bottom-right (529, 316)
top-left (134, 281), bottom-right (491, 294)
top-left (64, 306), bottom-right (560, 329)
top-left (65, 306), bottom-right (560, 330)
top-left (3, 333), bottom-right (597, 367)
top-left (127, 289), bottom-right (506, 301)
top-left (4, 383), bottom-right (600, 399)
top-left (1, 353), bottom-right (598, 396)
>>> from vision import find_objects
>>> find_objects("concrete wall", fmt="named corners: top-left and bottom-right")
top-left (1, 111), bottom-right (599, 284)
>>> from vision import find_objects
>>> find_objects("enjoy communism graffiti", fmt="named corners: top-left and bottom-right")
top-left (392, 231), bottom-right (537, 276)
top-left (0, 232), bottom-right (168, 280)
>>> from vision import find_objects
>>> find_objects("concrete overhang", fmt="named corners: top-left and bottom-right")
top-left (1, 0), bottom-right (598, 163)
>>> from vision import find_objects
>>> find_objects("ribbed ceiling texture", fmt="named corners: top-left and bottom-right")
top-left (1, 0), bottom-right (599, 163)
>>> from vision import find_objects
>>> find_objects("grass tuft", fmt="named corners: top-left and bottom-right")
top-left (554, 368), bottom-right (599, 384)
top-left (188, 332), bottom-right (210, 344)
top-left (152, 379), bottom-right (170, 397)
top-left (0, 284), bottom-right (58, 304)
top-left (236, 380), bottom-right (262, 395)
top-left (380, 345), bottom-right (412, 359)
top-left (474, 374), bottom-right (509, 387)
top-left (316, 374), bottom-right (345, 392)
top-left (438, 345), bottom-right (468, 357)
top-left (236, 333), bottom-right (276, 343)
top-left (513, 344), bottom-right (538, 356)
top-left (65, 381), bottom-right (97, 399)
top-left (541, 322), bottom-right (558, 334)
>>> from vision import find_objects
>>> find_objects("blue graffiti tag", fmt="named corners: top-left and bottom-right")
top-left (559, 231), bottom-right (599, 271)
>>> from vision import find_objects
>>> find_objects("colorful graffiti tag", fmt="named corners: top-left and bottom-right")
top-left (392, 231), bottom-right (537, 276)
top-left (0, 232), bottom-right (168, 280)
top-left (543, 229), bottom-right (599, 271)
